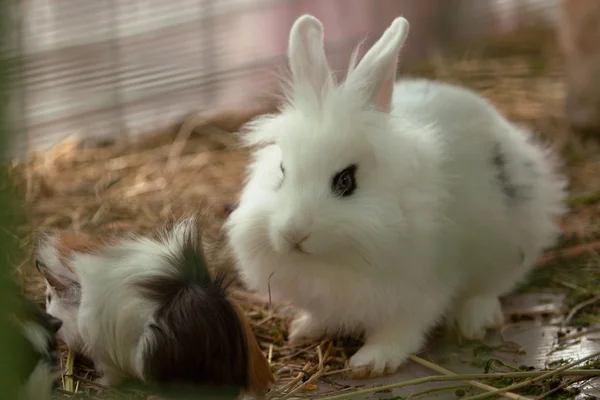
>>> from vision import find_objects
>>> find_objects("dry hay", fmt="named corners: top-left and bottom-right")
top-left (7, 27), bottom-right (600, 399)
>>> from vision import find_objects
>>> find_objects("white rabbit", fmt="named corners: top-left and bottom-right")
top-left (225, 14), bottom-right (568, 378)
top-left (35, 215), bottom-right (274, 395)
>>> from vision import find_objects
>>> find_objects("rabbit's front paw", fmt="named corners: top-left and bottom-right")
top-left (348, 343), bottom-right (409, 379)
top-left (454, 296), bottom-right (504, 340)
top-left (346, 317), bottom-right (429, 379)
top-left (288, 312), bottom-right (324, 345)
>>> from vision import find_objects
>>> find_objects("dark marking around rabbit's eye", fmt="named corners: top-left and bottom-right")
top-left (492, 144), bottom-right (517, 200)
top-left (331, 164), bottom-right (357, 197)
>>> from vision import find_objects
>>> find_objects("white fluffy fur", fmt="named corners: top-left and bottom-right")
top-left (225, 15), bottom-right (568, 377)
top-left (37, 219), bottom-right (197, 386)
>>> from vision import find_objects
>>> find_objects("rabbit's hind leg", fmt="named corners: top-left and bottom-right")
top-left (451, 295), bottom-right (505, 341)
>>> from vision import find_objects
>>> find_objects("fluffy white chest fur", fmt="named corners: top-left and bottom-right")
top-left (225, 15), bottom-right (567, 378)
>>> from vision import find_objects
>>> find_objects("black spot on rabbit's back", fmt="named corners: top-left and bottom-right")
top-left (522, 159), bottom-right (542, 180)
top-left (492, 143), bottom-right (518, 200)
top-left (491, 144), bottom-right (537, 205)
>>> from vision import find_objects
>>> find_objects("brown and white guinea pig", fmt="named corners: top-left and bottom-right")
top-left (33, 214), bottom-right (274, 397)
top-left (10, 295), bottom-right (62, 400)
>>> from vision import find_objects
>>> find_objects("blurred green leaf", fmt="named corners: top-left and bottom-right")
top-left (0, 0), bottom-right (29, 397)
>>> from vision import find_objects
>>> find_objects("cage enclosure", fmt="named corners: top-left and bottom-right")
top-left (5, 1), bottom-right (600, 399)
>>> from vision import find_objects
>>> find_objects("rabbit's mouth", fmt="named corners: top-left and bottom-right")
top-left (293, 243), bottom-right (308, 254)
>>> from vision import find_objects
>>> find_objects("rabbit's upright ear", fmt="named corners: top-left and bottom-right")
top-left (347, 17), bottom-right (410, 113)
top-left (287, 15), bottom-right (334, 97)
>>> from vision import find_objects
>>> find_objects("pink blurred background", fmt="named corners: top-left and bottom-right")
top-left (12, 0), bottom-right (558, 155)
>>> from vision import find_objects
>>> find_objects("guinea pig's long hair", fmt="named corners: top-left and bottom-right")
top-left (135, 213), bottom-right (273, 394)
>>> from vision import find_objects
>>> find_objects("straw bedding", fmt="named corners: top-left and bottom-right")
top-left (8, 28), bottom-right (600, 398)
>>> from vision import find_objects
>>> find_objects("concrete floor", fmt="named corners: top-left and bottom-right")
top-left (288, 292), bottom-right (600, 399)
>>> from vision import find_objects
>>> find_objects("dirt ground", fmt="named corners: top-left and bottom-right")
top-left (10, 27), bottom-right (600, 399)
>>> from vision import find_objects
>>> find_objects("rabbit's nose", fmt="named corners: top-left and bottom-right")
top-left (282, 231), bottom-right (310, 246)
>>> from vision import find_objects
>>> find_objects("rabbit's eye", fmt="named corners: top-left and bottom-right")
top-left (280, 162), bottom-right (285, 174)
top-left (331, 164), bottom-right (357, 197)
top-left (46, 293), bottom-right (52, 303)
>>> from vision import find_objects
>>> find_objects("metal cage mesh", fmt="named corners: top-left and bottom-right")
top-left (7, 0), bottom-right (558, 157)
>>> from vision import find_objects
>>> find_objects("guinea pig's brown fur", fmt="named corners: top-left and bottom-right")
top-left (233, 302), bottom-right (276, 395)
top-left (135, 233), bottom-right (274, 393)
top-left (35, 215), bottom-right (275, 396)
